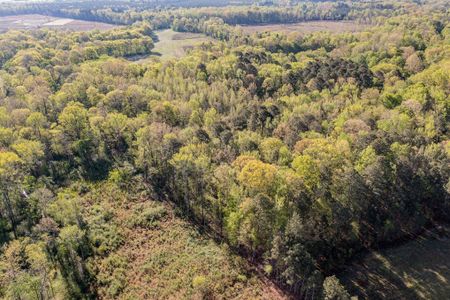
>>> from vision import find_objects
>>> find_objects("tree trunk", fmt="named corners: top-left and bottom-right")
top-left (2, 190), bottom-right (17, 239)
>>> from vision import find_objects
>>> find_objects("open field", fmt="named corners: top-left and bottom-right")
top-left (0, 14), bottom-right (118, 33)
top-left (238, 20), bottom-right (369, 35)
top-left (151, 29), bottom-right (214, 60)
top-left (339, 228), bottom-right (450, 299)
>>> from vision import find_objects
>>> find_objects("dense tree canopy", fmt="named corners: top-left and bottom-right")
top-left (0, 0), bottom-right (449, 298)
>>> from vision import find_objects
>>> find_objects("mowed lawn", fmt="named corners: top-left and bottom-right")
top-left (151, 29), bottom-right (214, 60)
top-left (339, 229), bottom-right (450, 300)
top-left (238, 20), bottom-right (369, 35)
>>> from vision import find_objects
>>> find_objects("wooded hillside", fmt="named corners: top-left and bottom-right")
top-left (0, 0), bottom-right (449, 299)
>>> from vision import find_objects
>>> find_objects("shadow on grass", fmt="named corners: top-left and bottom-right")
top-left (339, 231), bottom-right (450, 300)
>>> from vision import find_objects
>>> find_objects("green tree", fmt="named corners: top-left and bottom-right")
top-left (0, 152), bottom-right (23, 239)
top-left (237, 159), bottom-right (277, 195)
top-left (322, 276), bottom-right (350, 300)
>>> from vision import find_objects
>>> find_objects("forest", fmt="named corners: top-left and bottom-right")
top-left (0, 0), bottom-right (449, 299)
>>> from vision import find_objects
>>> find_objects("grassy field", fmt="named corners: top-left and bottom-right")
top-left (150, 29), bottom-right (214, 60)
top-left (238, 20), bottom-right (369, 35)
top-left (0, 14), bottom-right (117, 33)
top-left (339, 228), bottom-right (450, 299)
top-left (83, 183), bottom-right (287, 300)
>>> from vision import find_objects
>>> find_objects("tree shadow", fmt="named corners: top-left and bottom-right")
top-left (338, 232), bottom-right (450, 300)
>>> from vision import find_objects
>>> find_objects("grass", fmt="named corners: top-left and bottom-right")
top-left (149, 29), bottom-right (214, 60)
top-left (238, 20), bottom-right (369, 35)
top-left (338, 228), bottom-right (450, 299)
top-left (82, 183), bottom-right (287, 300)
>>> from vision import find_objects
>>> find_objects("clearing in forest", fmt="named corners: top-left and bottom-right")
top-left (83, 184), bottom-right (288, 300)
top-left (150, 29), bottom-right (214, 60)
top-left (238, 20), bottom-right (369, 35)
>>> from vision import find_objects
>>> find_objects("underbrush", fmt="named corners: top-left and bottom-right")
top-left (81, 182), bottom-right (286, 299)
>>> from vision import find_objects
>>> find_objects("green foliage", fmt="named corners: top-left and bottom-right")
top-left (128, 203), bottom-right (167, 229)
top-left (322, 276), bottom-right (350, 300)
top-left (238, 159), bottom-right (277, 194)
top-left (86, 205), bottom-right (123, 256)
top-left (0, 1), bottom-right (449, 299)
top-left (382, 93), bottom-right (403, 109)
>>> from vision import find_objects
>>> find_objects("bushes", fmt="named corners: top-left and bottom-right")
top-left (95, 254), bottom-right (129, 298)
top-left (128, 203), bottom-right (168, 229)
top-left (85, 205), bottom-right (123, 256)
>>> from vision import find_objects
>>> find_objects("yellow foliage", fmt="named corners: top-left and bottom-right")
top-left (0, 151), bottom-right (22, 175)
top-left (232, 154), bottom-right (259, 171)
top-left (238, 160), bottom-right (277, 193)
